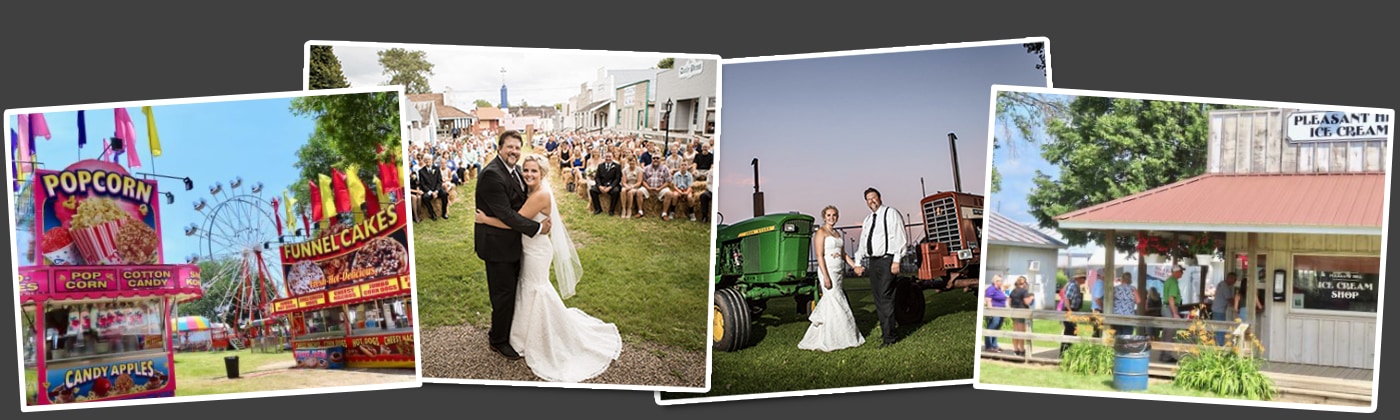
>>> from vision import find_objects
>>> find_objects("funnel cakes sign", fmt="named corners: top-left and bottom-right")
top-left (32, 160), bottom-right (163, 267)
top-left (281, 204), bottom-right (409, 296)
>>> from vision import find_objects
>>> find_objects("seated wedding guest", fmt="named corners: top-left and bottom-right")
top-left (691, 173), bottom-right (711, 223)
top-left (409, 171), bottom-right (423, 223)
top-left (639, 143), bottom-right (655, 167)
top-left (670, 161), bottom-right (696, 221)
top-left (438, 158), bottom-right (456, 200)
top-left (641, 156), bottom-right (674, 220)
top-left (693, 141), bottom-right (714, 180)
top-left (621, 154), bottom-right (644, 219)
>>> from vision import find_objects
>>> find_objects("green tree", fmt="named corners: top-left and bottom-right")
top-left (1025, 98), bottom-right (1221, 251)
top-left (990, 92), bottom-right (1069, 193)
top-left (474, 99), bottom-right (493, 108)
top-left (308, 45), bottom-right (351, 90)
top-left (288, 91), bottom-right (401, 209)
top-left (177, 257), bottom-right (243, 322)
top-left (658, 57), bottom-right (675, 69)
top-left (1024, 42), bottom-right (1047, 76)
top-left (518, 100), bottom-right (529, 108)
top-left (377, 48), bottom-right (435, 94)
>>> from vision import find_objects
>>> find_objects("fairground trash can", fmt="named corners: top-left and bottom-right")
top-left (224, 355), bottom-right (240, 379)
top-left (1112, 335), bottom-right (1150, 391)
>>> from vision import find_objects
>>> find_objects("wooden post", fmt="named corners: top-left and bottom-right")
top-left (1103, 230), bottom-right (1116, 341)
top-left (1137, 231), bottom-right (1148, 316)
top-left (1245, 233), bottom-right (1259, 342)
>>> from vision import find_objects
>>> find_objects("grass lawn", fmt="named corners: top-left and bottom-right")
top-left (978, 359), bottom-right (1244, 400)
top-left (413, 146), bottom-right (711, 352)
top-left (661, 282), bottom-right (979, 399)
top-left (25, 349), bottom-right (413, 404)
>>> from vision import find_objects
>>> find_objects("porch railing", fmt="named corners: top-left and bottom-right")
top-left (981, 307), bottom-right (1251, 360)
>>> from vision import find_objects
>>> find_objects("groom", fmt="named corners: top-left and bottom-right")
top-left (851, 187), bottom-right (908, 348)
top-left (475, 130), bottom-right (551, 360)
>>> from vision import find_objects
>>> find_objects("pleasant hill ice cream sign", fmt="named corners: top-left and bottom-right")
top-left (1286, 111), bottom-right (1391, 143)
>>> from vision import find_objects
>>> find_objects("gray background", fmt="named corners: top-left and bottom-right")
top-left (2, 1), bottom-right (1395, 417)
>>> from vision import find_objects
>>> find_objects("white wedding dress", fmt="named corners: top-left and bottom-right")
top-left (798, 234), bottom-right (865, 351)
top-left (508, 201), bottom-right (622, 382)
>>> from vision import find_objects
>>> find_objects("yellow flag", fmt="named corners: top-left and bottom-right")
top-left (317, 174), bottom-right (335, 224)
top-left (346, 165), bottom-right (366, 223)
top-left (283, 190), bottom-right (298, 231)
top-left (141, 106), bottom-right (162, 157)
top-left (373, 175), bottom-right (385, 204)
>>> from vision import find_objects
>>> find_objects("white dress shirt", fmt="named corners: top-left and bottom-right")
top-left (853, 205), bottom-right (908, 264)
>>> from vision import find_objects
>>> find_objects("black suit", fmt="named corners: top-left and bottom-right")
top-left (590, 161), bottom-right (622, 215)
top-left (474, 156), bottom-right (542, 348)
top-left (419, 166), bottom-right (446, 219)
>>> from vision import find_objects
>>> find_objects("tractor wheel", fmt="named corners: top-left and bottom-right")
top-left (713, 288), bottom-right (751, 352)
top-left (795, 292), bottom-right (816, 316)
top-left (894, 279), bottom-right (926, 326)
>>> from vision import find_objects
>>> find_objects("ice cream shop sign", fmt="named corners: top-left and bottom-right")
top-left (1286, 111), bottom-right (1391, 143)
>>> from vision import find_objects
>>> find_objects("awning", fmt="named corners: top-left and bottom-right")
top-left (583, 100), bottom-right (610, 114)
top-left (1056, 172), bottom-right (1386, 235)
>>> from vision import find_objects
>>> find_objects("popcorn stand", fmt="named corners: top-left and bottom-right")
top-left (20, 160), bottom-right (202, 405)
top-left (268, 196), bottom-right (414, 369)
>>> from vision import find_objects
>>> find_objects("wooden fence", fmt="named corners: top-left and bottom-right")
top-left (981, 307), bottom-right (1251, 359)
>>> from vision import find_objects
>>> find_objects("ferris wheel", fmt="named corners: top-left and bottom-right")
top-left (184, 177), bottom-right (287, 336)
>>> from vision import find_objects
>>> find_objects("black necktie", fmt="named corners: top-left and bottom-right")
top-left (867, 214), bottom-right (875, 257)
top-left (512, 167), bottom-right (524, 191)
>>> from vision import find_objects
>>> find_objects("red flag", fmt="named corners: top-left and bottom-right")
top-left (377, 162), bottom-right (399, 192)
top-left (300, 209), bottom-right (311, 235)
top-left (308, 180), bottom-right (324, 222)
top-left (272, 198), bottom-right (284, 237)
top-left (363, 181), bottom-right (381, 217)
top-left (331, 168), bottom-right (351, 213)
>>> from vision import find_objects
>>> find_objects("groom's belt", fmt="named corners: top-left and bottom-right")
top-left (869, 254), bottom-right (893, 260)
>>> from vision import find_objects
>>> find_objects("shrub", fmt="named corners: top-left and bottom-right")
top-left (1172, 315), bottom-right (1276, 400)
top-left (1059, 311), bottom-right (1114, 375)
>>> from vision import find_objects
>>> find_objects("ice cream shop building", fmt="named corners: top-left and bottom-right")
top-left (1055, 108), bottom-right (1389, 370)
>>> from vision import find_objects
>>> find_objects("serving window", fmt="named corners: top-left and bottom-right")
top-left (36, 297), bottom-right (167, 362)
top-left (1292, 255), bottom-right (1379, 313)
top-left (348, 296), bottom-right (413, 336)
top-left (295, 307), bottom-right (347, 339)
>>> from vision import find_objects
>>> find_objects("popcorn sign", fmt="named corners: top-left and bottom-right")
top-left (32, 160), bottom-right (163, 267)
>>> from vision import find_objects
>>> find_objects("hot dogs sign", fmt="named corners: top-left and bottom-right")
top-left (32, 160), bottom-right (163, 267)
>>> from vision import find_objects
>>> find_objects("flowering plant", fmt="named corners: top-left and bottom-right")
top-left (1185, 232), bottom-right (1224, 257)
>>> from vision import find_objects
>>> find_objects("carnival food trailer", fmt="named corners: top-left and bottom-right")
top-left (268, 198), bottom-right (415, 369)
top-left (19, 160), bottom-right (202, 405)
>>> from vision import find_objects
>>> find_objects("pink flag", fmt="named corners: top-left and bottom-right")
top-left (123, 119), bottom-right (142, 169)
top-left (28, 114), bottom-right (52, 141)
top-left (14, 114), bottom-right (32, 181)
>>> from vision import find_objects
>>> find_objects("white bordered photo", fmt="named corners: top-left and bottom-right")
top-left (304, 41), bottom-right (717, 392)
top-left (657, 37), bottom-right (1052, 405)
top-left (6, 86), bottom-right (423, 412)
top-left (975, 85), bottom-right (1390, 413)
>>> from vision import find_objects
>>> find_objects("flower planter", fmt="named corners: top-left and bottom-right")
top-left (1196, 254), bottom-right (1215, 265)
top-left (1144, 254), bottom-right (1167, 264)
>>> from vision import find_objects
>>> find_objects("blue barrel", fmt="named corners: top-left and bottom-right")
top-left (1112, 335), bottom-right (1150, 391)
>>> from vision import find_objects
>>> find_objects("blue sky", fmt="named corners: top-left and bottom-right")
top-left (9, 97), bottom-right (314, 267)
top-left (990, 92), bottom-right (1099, 252)
top-left (717, 44), bottom-right (1046, 249)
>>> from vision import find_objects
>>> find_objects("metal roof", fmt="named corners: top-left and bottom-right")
top-left (987, 210), bottom-right (1068, 249)
top-left (1056, 172), bottom-right (1387, 235)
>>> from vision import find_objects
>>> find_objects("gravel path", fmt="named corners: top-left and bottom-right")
top-left (422, 324), bottom-right (706, 388)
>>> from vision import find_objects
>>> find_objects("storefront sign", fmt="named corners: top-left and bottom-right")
top-left (281, 205), bottom-right (409, 294)
top-left (272, 299), bottom-right (300, 313)
top-left (44, 355), bottom-right (170, 404)
top-left (623, 86), bottom-right (637, 107)
top-left (1313, 271), bottom-right (1376, 301)
top-left (347, 332), bottom-right (415, 359)
top-left (399, 275), bottom-right (411, 290)
top-left (54, 268), bottom-right (120, 293)
top-left (119, 268), bottom-right (176, 290)
top-left (1286, 111), bottom-right (1391, 143)
top-left (33, 160), bottom-right (163, 267)
top-left (19, 269), bottom-right (49, 299)
top-left (328, 285), bottom-right (362, 303)
top-left (297, 293), bottom-right (327, 308)
top-left (359, 277), bottom-right (401, 299)
top-left (293, 347), bottom-right (345, 369)
top-left (678, 59), bottom-right (704, 79)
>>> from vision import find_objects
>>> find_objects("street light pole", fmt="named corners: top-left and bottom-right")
top-left (662, 99), bottom-right (674, 157)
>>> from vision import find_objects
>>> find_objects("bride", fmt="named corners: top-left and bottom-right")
top-left (798, 205), bottom-right (865, 351)
top-left (475, 154), bottom-right (622, 382)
